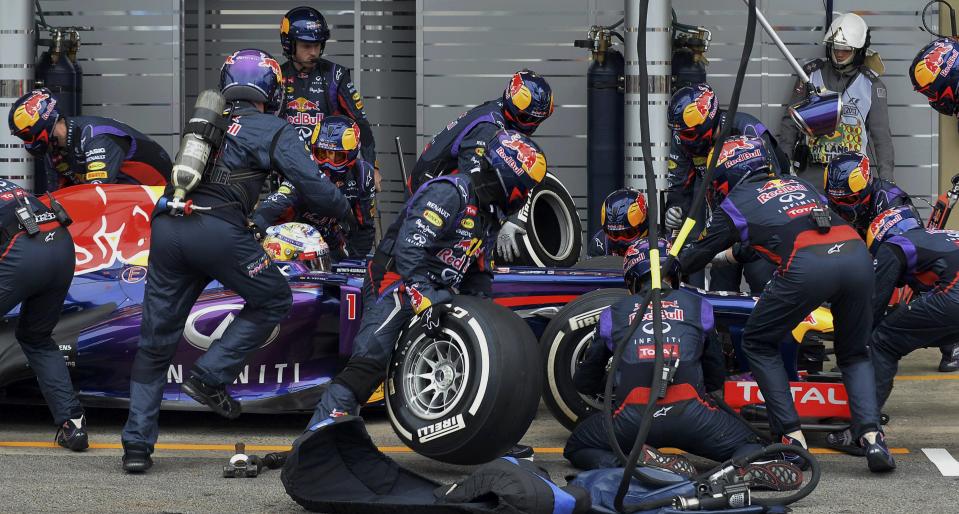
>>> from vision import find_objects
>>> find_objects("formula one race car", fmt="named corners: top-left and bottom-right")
top-left (0, 184), bottom-right (613, 464)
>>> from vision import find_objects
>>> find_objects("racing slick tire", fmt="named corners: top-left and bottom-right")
top-left (540, 288), bottom-right (629, 431)
top-left (385, 295), bottom-right (542, 464)
top-left (508, 173), bottom-right (583, 268)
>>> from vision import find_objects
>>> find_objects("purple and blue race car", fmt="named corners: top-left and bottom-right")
top-left (0, 184), bottom-right (845, 464)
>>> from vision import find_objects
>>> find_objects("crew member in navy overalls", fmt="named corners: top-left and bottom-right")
top-left (408, 70), bottom-right (553, 263)
top-left (254, 115), bottom-right (376, 258)
top-left (307, 130), bottom-right (547, 428)
top-left (678, 135), bottom-right (895, 473)
top-left (8, 88), bottom-right (172, 188)
top-left (0, 177), bottom-right (84, 451)
top-left (566, 238), bottom-right (801, 490)
top-left (827, 207), bottom-right (959, 453)
top-left (120, 49), bottom-right (354, 473)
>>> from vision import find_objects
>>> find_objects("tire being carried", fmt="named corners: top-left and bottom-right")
top-left (508, 172), bottom-right (583, 267)
top-left (386, 295), bottom-right (542, 465)
top-left (541, 288), bottom-right (629, 431)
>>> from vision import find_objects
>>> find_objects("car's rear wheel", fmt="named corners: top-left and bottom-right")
top-left (540, 288), bottom-right (629, 430)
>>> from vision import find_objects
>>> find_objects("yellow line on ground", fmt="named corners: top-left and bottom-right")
top-left (0, 442), bottom-right (910, 455)
top-left (896, 374), bottom-right (959, 381)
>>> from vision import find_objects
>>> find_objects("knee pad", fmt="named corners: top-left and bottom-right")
top-left (333, 357), bottom-right (385, 402)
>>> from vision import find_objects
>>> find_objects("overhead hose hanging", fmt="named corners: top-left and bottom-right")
top-left (598, 0), bottom-right (769, 512)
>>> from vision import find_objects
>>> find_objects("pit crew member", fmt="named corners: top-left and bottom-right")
top-left (586, 188), bottom-right (649, 257)
top-left (407, 70), bottom-right (553, 262)
top-left (778, 13), bottom-right (894, 188)
top-left (826, 207), bottom-right (959, 453)
top-left (665, 83), bottom-right (785, 293)
top-left (0, 182), bottom-right (85, 450)
top-left (824, 152), bottom-right (959, 371)
top-left (278, 6), bottom-right (375, 166)
top-left (8, 88), bottom-right (172, 187)
top-left (254, 115), bottom-right (376, 258)
top-left (120, 49), bottom-right (354, 473)
top-left (565, 238), bottom-right (801, 490)
top-left (677, 135), bottom-right (895, 473)
top-left (307, 129), bottom-right (546, 428)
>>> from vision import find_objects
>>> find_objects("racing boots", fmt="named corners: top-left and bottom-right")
top-left (825, 427), bottom-right (866, 456)
top-left (736, 460), bottom-right (803, 491)
top-left (122, 443), bottom-right (153, 473)
top-left (780, 434), bottom-right (810, 470)
top-left (182, 375), bottom-right (241, 419)
top-left (939, 343), bottom-right (959, 372)
top-left (505, 444), bottom-right (535, 461)
top-left (640, 445), bottom-right (697, 479)
top-left (862, 432), bottom-right (896, 473)
top-left (55, 416), bottom-right (88, 452)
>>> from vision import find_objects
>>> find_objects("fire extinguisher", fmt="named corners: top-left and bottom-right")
top-left (575, 24), bottom-right (625, 239)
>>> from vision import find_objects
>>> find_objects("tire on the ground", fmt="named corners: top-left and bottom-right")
top-left (540, 288), bottom-right (629, 431)
top-left (386, 295), bottom-right (542, 464)
top-left (508, 172), bottom-right (583, 267)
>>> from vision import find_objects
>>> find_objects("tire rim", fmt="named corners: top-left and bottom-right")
top-left (571, 331), bottom-right (604, 410)
top-left (530, 189), bottom-right (574, 261)
top-left (403, 332), bottom-right (471, 420)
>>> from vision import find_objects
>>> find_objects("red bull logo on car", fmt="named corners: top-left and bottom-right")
top-left (51, 185), bottom-right (164, 275)
top-left (914, 40), bottom-right (958, 87)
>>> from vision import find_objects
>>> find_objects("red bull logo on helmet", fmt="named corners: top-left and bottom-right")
top-left (915, 40), bottom-right (958, 88)
top-left (507, 72), bottom-right (533, 111)
top-left (682, 87), bottom-right (715, 128)
top-left (259, 55), bottom-right (284, 83)
top-left (13, 91), bottom-right (52, 132)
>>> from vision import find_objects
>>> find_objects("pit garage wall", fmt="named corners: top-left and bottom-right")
top-left (37, 0), bottom-right (182, 162)
top-left (418, 0), bottom-right (941, 224)
top-left (38, 1), bottom-right (940, 227)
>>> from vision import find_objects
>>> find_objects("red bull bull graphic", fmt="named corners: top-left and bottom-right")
top-left (716, 137), bottom-right (755, 164)
top-left (13, 91), bottom-right (53, 132)
top-left (287, 97), bottom-right (320, 112)
top-left (501, 135), bottom-right (538, 171)
top-left (42, 184), bottom-right (165, 275)
top-left (682, 87), bottom-right (715, 128)
top-left (259, 55), bottom-right (284, 83)
top-left (915, 40), bottom-right (958, 88)
top-left (507, 72), bottom-right (532, 110)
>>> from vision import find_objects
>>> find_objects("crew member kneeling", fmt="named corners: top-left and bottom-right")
top-left (565, 239), bottom-right (800, 490)
top-left (677, 135), bottom-right (895, 473)
top-left (586, 188), bottom-right (648, 258)
top-left (307, 130), bottom-right (546, 426)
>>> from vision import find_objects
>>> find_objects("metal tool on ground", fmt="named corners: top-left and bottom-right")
top-left (223, 442), bottom-right (289, 478)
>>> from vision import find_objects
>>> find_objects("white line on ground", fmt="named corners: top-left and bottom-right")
top-left (922, 448), bottom-right (959, 477)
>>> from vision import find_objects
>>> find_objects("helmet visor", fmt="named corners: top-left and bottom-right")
top-left (606, 224), bottom-right (642, 243)
top-left (313, 148), bottom-right (352, 168)
top-left (830, 191), bottom-right (865, 206)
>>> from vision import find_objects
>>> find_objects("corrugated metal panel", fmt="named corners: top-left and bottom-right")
top-left (0, 1), bottom-right (35, 189)
top-left (418, 0), bottom-right (594, 227)
top-left (39, 0), bottom-right (182, 157)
